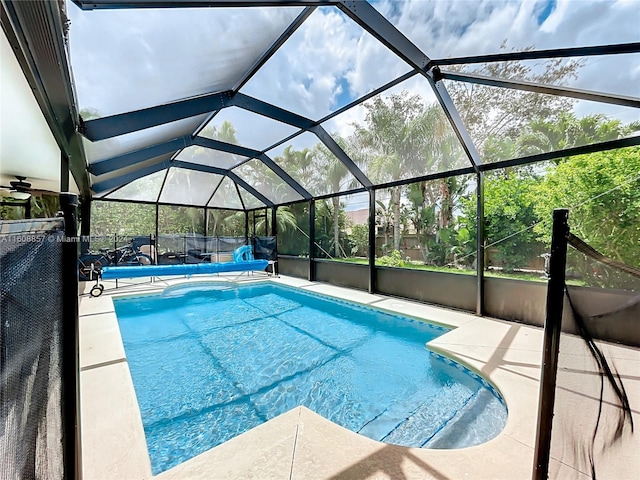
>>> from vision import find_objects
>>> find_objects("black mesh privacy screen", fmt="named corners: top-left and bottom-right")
top-left (1, 219), bottom-right (66, 480)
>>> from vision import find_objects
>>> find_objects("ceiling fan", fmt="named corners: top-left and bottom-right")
top-left (0, 176), bottom-right (32, 200)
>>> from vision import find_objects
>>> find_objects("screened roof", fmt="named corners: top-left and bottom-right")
top-left (3, 0), bottom-right (639, 209)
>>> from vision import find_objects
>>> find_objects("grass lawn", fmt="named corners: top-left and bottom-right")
top-left (332, 257), bottom-right (548, 282)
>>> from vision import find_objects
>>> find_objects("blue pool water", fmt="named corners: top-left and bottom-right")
top-left (114, 282), bottom-right (507, 474)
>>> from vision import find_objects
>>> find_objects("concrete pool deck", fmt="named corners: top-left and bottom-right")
top-left (78, 275), bottom-right (639, 480)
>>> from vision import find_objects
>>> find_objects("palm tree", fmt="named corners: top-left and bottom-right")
top-left (414, 103), bottom-right (469, 231)
top-left (281, 145), bottom-right (316, 186)
top-left (405, 182), bottom-right (436, 261)
top-left (208, 209), bottom-right (244, 236)
top-left (517, 113), bottom-right (640, 159)
top-left (199, 120), bottom-right (239, 144)
top-left (312, 140), bottom-right (353, 257)
top-left (253, 206), bottom-right (298, 235)
top-left (274, 140), bottom-right (355, 258)
top-left (352, 91), bottom-right (426, 251)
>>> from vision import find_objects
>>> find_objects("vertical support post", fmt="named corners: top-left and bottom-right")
top-left (271, 207), bottom-right (278, 276)
top-left (155, 204), bottom-right (159, 255)
top-left (308, 199), bottom-right (315, 282)
top-left (532, 208), bottom-right (569, 480)
top-left (264, 208), bottom-right (269, 236)
top-left (244, 211), bottom-right (249, 244)
top-left (79, 197), bottom-right (91, 255)
top-left (183, 234), bottom-right (187, 264)
top-left (368, 189), bottom-right (376, 294)
top-left (60, 152), bottom-right (70, 192)
top-left (59, 192), bottom-right (81, 480)
top-left (204, 207), bottom-right (209, 237)
top-left (253, 211), bottom-right (257, 236)
top-left (271, 207), bottom-right (277, 237)
top-left (25, 198), bottom-right (32, 219)
top-left (476, 171), bottom-right (485, 316)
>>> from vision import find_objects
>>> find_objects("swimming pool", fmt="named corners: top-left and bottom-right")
top-left (114, 282), bottom-right (507, 474)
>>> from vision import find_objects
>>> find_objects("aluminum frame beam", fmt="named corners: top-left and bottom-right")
top-left (476, 172), bottom-right (485, 316)
top-left (439, 70), bottom-right (640, 109)
top-left (233, 183), bottom-right (247, 210)
top-left (376, 166), bottom-right (476, 191)
top-left (425, 71), bottom-right (483, 172)
top-left (368, 188), bottom-right (376, 294)
top-left (336, 0), bottom-right (429, 71)
top-left (192, 137), bottom-right (312, 200)
top-left (257, 154), bottom-right (312, 200)
top-left (229, 93), bottom-right (315, 129)
top-left (308, 199), bottom-right (315, 281)
top-left (92, 158), bottom-right (170, 193)
top-left (80, 89), bottom-right (316, 142)
top-left (232, 7), bottom-right (314, 93)
top-left (319, 70), bottom-right (418, 125)
top-left (203, 176), bottom-right (225, 208)
top-left (89, 135), bottom-right (192, 175)
top-left (94, 195), bottom-right (239, 210)
top-left (480, 135), bottom-right (640, 173)
top-left (61, 152), bottom-right (70, 191)
top-left (433, 42), bottom-right (640, 66)
top-left (80, 91), bottom-right (233, 141)
top-left (193, 136), bottom-right (261, 158)
top-left (310, 125), bottom-right (372, 189)
top-left (172, 160), bottom-right (274, 206)
top-left (73, 0), bottom-right (337, 9)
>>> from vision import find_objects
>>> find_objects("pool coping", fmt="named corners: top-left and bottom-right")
top-left (79, 275), bottom-right (639, 480)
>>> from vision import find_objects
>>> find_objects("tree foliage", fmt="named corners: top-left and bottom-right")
top-left (277, 202), bottom-right (310, 256)
top-left (446, 51), bottom-right (582, 152)
top-left (348, 223), bottom-right (369, 257)
top-left (518, 113), bottom-right (640, 159)
top-left (461, 168), bottom-right (543, 272)
top-left (207, 209), bottom-right (245, 236)
top-left (352, 91), bottom-right (427, 250)
top-left (533, 147), bottom-right (640, 266)
top-left (91, 201), bottom-right (156, 236)
top-left (352, 90), bottom-right (467, 253)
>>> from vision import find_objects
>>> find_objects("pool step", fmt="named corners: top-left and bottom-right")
top-left (424, 388), bottom-right (506, 449)
top-left (358, 382), bottom-right (475, 446)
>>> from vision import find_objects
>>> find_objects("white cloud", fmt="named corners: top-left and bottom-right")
top-left (241, 8), bottom-right (358, 119)
top-left (241, 7), bottom-right (410, 121)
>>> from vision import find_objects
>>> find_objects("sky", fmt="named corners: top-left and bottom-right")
top-left (66, 0), bottom-right (640, 177)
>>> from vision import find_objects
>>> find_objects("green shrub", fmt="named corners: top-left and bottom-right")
top-left (376, 250), bottom-right (406, 267)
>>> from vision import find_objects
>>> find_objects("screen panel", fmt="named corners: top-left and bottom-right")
top-left (240, 6), bottom-right (412, 121)
top-left (158, 168), bottom-right (223, 206)
top-left (233, 159), bottom-right (303, 205)
top-left (68, 3), bottom-right (303, 117)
